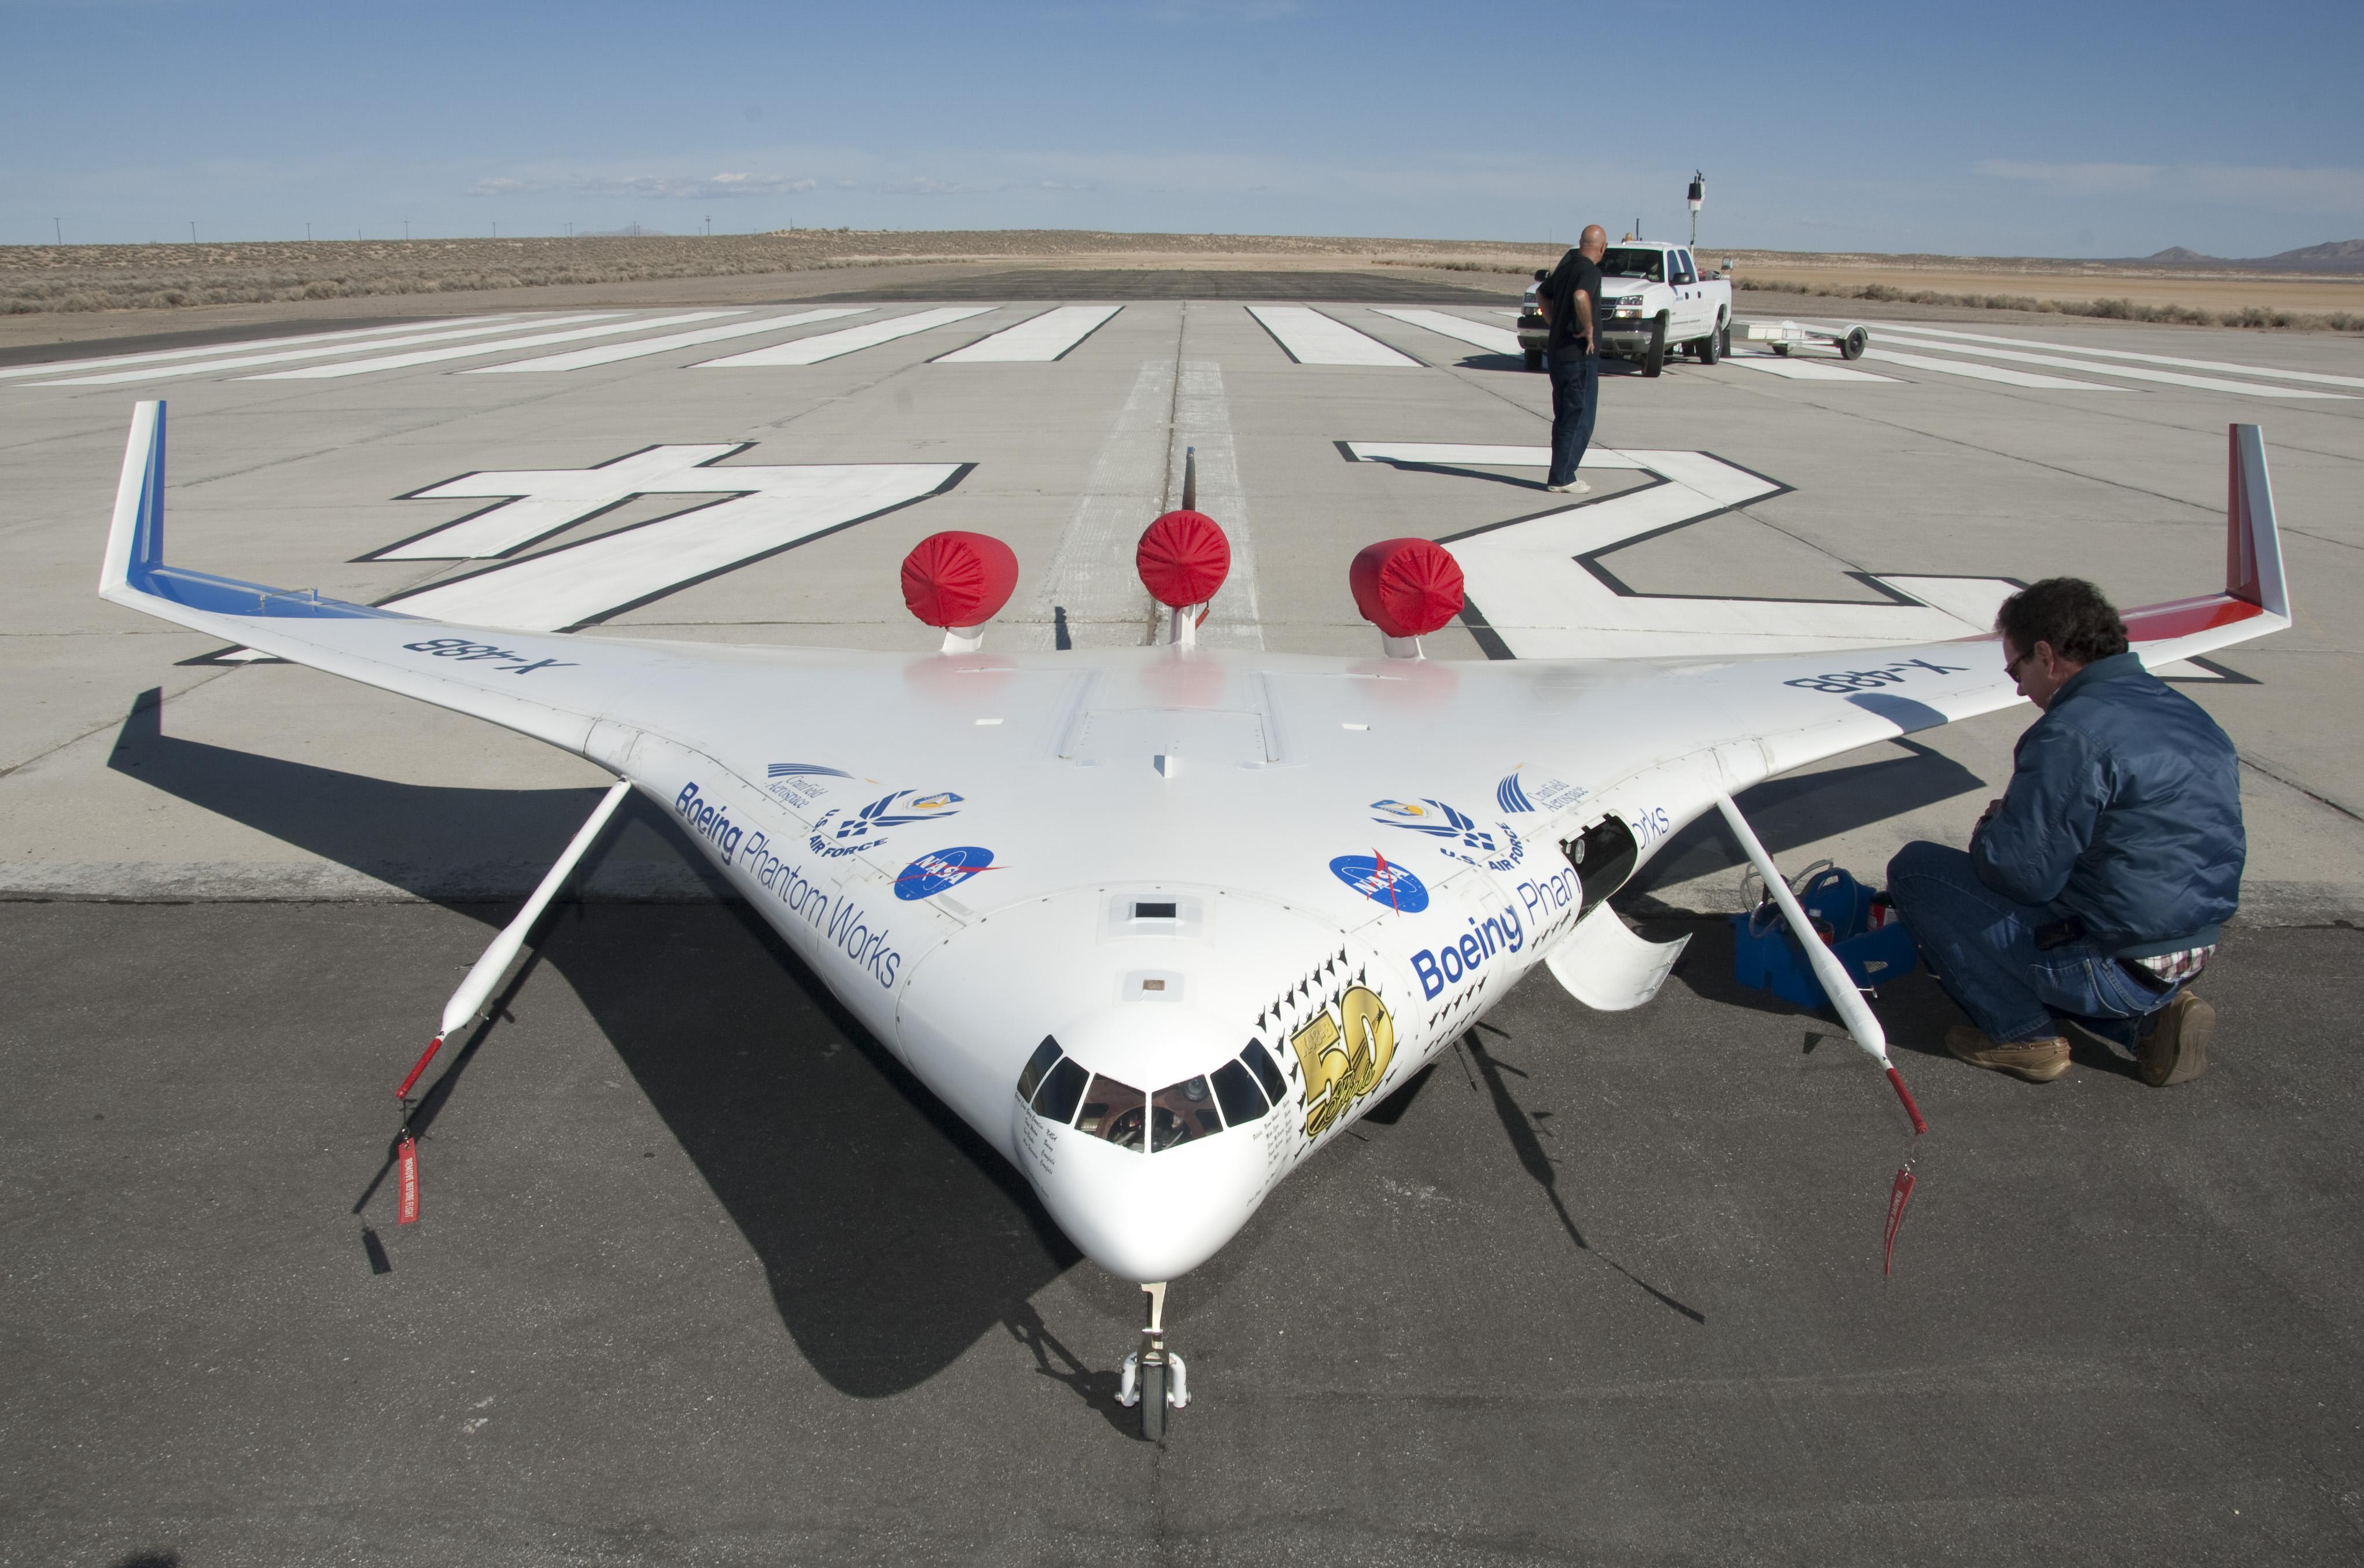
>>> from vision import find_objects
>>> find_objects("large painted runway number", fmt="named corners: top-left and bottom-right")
top-left (1341, 442), bottom-right (2021, 659)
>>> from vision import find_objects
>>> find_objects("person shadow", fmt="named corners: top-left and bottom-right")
top-left (107, 688), bottom-right (1082, 1399)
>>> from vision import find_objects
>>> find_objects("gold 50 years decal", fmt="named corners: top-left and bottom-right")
top-left (1289, 986), bottom-right (1397, 1138)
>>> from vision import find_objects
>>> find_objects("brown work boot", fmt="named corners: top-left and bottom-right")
top-left (2137, 993), bottom-right (2214, 1087)
top-left (1945, 1025), bottom-right (2070, 1083)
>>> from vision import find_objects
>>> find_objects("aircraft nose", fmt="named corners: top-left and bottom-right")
top-left (1011, 1023), bottom-right (1287, 1284)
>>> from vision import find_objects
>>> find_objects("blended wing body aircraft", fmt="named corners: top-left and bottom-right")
top-left (100, 404), bottom-right (2289, 1436)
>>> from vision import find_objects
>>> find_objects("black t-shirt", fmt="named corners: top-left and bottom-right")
top-left (1544, 250), bottom-right (1603, 356)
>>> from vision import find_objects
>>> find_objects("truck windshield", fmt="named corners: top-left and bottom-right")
top-left (1600, 248), bottom-right (1665, 282)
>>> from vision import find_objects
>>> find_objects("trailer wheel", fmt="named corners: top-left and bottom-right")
top-left (1697, 319), bottom-right (1722, 365)
top-left (1771, 342), bottom-right (1790, 356)
top-left (1840, 326), bottom-right (1868, 361)
top-left (1523, 348), bottom-right (1543, 371)
top-left (1643, 315), bottom-right (1668, 377)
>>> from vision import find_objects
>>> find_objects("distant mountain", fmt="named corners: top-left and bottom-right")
top-left (2131, 239), bottom-right (2364, 272)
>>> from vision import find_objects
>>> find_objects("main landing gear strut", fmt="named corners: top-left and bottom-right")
top-left (1117, 1281), bottom-right (1190, 1440)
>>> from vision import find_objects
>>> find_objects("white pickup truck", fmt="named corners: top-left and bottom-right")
top-left (1516, 239), bottom-right (1733, 376)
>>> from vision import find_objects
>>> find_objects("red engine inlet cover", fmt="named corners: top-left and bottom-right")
top-left (1349, 537), bottom-right (1465, 637)
top-left (1136, 510), bottom-right (1230, 608)
top-left (901, 531), bottom-right (1019, 628)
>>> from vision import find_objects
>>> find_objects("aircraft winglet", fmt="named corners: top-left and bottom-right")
top-left (99, 400), bottom-right (410, 623)
top-left (2226, 422), bottom-right (2288, 619)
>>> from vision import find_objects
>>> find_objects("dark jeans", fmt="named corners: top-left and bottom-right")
top-left (1885, 841), bottom-right (2177, 1046)
top-left (1546, 351), bottom-right (1599, 488)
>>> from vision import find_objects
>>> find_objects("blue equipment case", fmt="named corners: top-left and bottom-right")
top-left (1730, 866), bottom-right (1920, 1010)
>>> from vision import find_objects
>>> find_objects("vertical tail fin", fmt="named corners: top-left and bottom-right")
top-left (2225, 422), bottom-right (2287, 618)
top-left (100, 400), bottom-right (166, 596)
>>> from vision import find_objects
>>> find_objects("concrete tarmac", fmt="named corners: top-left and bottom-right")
top-left (4, 899), bottom-right (2361, 1565)
top-left (3, 287), bottom-right (2362, 1562)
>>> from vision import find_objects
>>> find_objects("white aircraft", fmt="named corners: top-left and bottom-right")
top-left (99, 403), bottom-right (2289, 1437)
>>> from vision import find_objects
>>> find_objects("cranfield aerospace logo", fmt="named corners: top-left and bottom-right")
top-left (894, 846), bottom-right (998, 902)
top-left (1328, 854), bottom-right (1430, 913)
top-left (766, 760), bottom-right (855, 808)
top-left (1368, 798), bottom-right (1525, 873)
top-left (1494, 770), bottom-right (1588, 816)
top-left (808, 788), bottom-right (965, 860)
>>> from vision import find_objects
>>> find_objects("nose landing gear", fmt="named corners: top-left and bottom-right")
top-left (1116, 1281), bottom-right (1190, 1440)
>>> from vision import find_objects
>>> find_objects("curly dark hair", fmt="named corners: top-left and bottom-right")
top-left (1994, 577), bottom-right (2129, 665)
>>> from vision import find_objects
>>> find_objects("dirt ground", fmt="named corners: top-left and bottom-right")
top-left (3, 230), bottom-right (2360, 352)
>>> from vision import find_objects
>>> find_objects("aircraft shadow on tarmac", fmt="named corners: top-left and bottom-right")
top-left (102, 693), bottom-right (1982, 1397)
top-left (108, 690), bottom-right (1082, 1400)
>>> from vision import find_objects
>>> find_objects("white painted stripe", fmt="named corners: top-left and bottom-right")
top-left (0, 315), bottom-right (519, 381)
top-left (696, 307), bottom-right (994, 366)
top-left (465, 308), bottom-right (874, 373)
top-left (382, 464), bottom-right (963, 631)
top-left (377, 444), bottom-right (758, 560)
top-left (1869, 322), bottom-right (2364, 390)
top-left (32, 314), bottom-right (625, 386)
top-left (1369, 308), bottom-right (1524, 357)
top-left (1246, 306), bottom-right (1420, 367)
top-left (1825, 326), bottom-right (2348, 399)
top-left (1344, 441), bottom-right (1648, 470)
top-left (934, 305), bottom-right (1121, 363)
top-left (1012, 359), bottom-right (1174, 651)
top-left (1170, 361), bottom-right (1262, 650)
top-left (1724, 351), bottom-right (1900, 382)
top-left (246, 312), bottom-right (744, 379)
top-left (1862, 346), bottom-right (2130, 390)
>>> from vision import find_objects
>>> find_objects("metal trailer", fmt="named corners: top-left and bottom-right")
top-left (1730, 319), bottom-right (1871, 361)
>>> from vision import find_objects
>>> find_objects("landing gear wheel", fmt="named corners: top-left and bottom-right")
top-left (1698, 320), bottom-right (1721, 364)
top-left (1140, 1359), bottom-right (1168, 1441)
top-left (1523, 348), bottom-right (1543, 371)
top-left (1643, 315), bottom-right (1669, 377)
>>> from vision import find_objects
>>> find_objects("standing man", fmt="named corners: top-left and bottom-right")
top-left (1886, 578), bottom-right (2241, 1087)
top-left (1537, 224), bottom-right (1607, 495)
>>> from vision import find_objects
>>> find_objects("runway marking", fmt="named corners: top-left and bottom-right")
top-left (1369, 308), bottom-right (1524, 358)
top-left (465, 309), bottom-right (873, 373)
top-left (934, 305), bottom-right (1121, 363)
top-left (1344, 441), bottom-right (1644, 471)
top-left (1246, 306), bottom-right (1421, 367)
top-left (1861, 346), bottom-right (2130, 390)
top-left (1346, 443), bottom-right (2015, 658)
top-left (695, 307), bottom-right (995, 366)
top-left (1868, 322), bottom-right (2364, 391)
top-left (378, 444), bottom-right (774, 560)
top-left (0, 315), bottom-right (521, 382)
top-left (1723, 351), bottom-right (1899, 383)
top-left (1015, 358), bottom-right (1174, 650)
top-left (246, 312), bottom-right (743, 379)
top-left (380, 457), bottom-right (968, 630)
top-left (1834, 326), bottom-right (2350, 399)
top-left (30, 313), bottom-right (625, 386)
top-left (1172, 360), bottom-right (1264, 650)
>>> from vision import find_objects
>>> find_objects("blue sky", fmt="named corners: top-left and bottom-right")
top-left (5, 0), bottom-right (2359, 257)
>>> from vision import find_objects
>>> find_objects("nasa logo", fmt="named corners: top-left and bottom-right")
top-left (894, 846), bottom-right (998, 902)
top-left (808, 788), bottom-right (966, 860)
top-left (1328, 854), bottom-right (1431, 913)
top-left (1367, 796), bottom-right (1526, 873)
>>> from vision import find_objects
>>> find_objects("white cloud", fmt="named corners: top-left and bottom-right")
top-left (1973, 160), bottom-right (2162, 197)
top-left (469, 171), bottom-right (817, 200)
top-left (877, 176), bottom-right (960, 195)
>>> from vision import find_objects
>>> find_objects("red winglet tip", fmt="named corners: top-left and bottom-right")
top-left (1885, 1065), bottom-right (1929, 1135)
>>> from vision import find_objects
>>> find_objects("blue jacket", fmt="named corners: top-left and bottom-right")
top-left (1971, 652), bottom-right (2243, 955)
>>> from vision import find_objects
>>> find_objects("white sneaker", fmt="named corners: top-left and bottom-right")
top-left (1546, 479), bottom-right (1590, 495)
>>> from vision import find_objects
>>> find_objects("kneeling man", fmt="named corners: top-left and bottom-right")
top-left (1888, 578), bottom-right (2240, 1086)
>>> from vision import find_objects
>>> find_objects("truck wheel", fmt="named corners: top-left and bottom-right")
top-left (1697, 320), bottom-right (1721, 365)
top-left (1719, 322), bottom-right (1732, 359)
top-left (1644, 315), bottom-right (1669, 377)
top-left (1524, 348), bottom-right (1542, 371)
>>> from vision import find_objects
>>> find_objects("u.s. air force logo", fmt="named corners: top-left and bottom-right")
top-left (808, 788), bottom-right (965, 861)
top-left (1368, 797), bottom-right (1525, 874)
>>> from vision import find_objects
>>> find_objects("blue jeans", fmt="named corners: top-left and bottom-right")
top-left (1885, 841), bottom-right (2176, 1046)
top-left (1546, 352), bottom-right (1599, 488)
